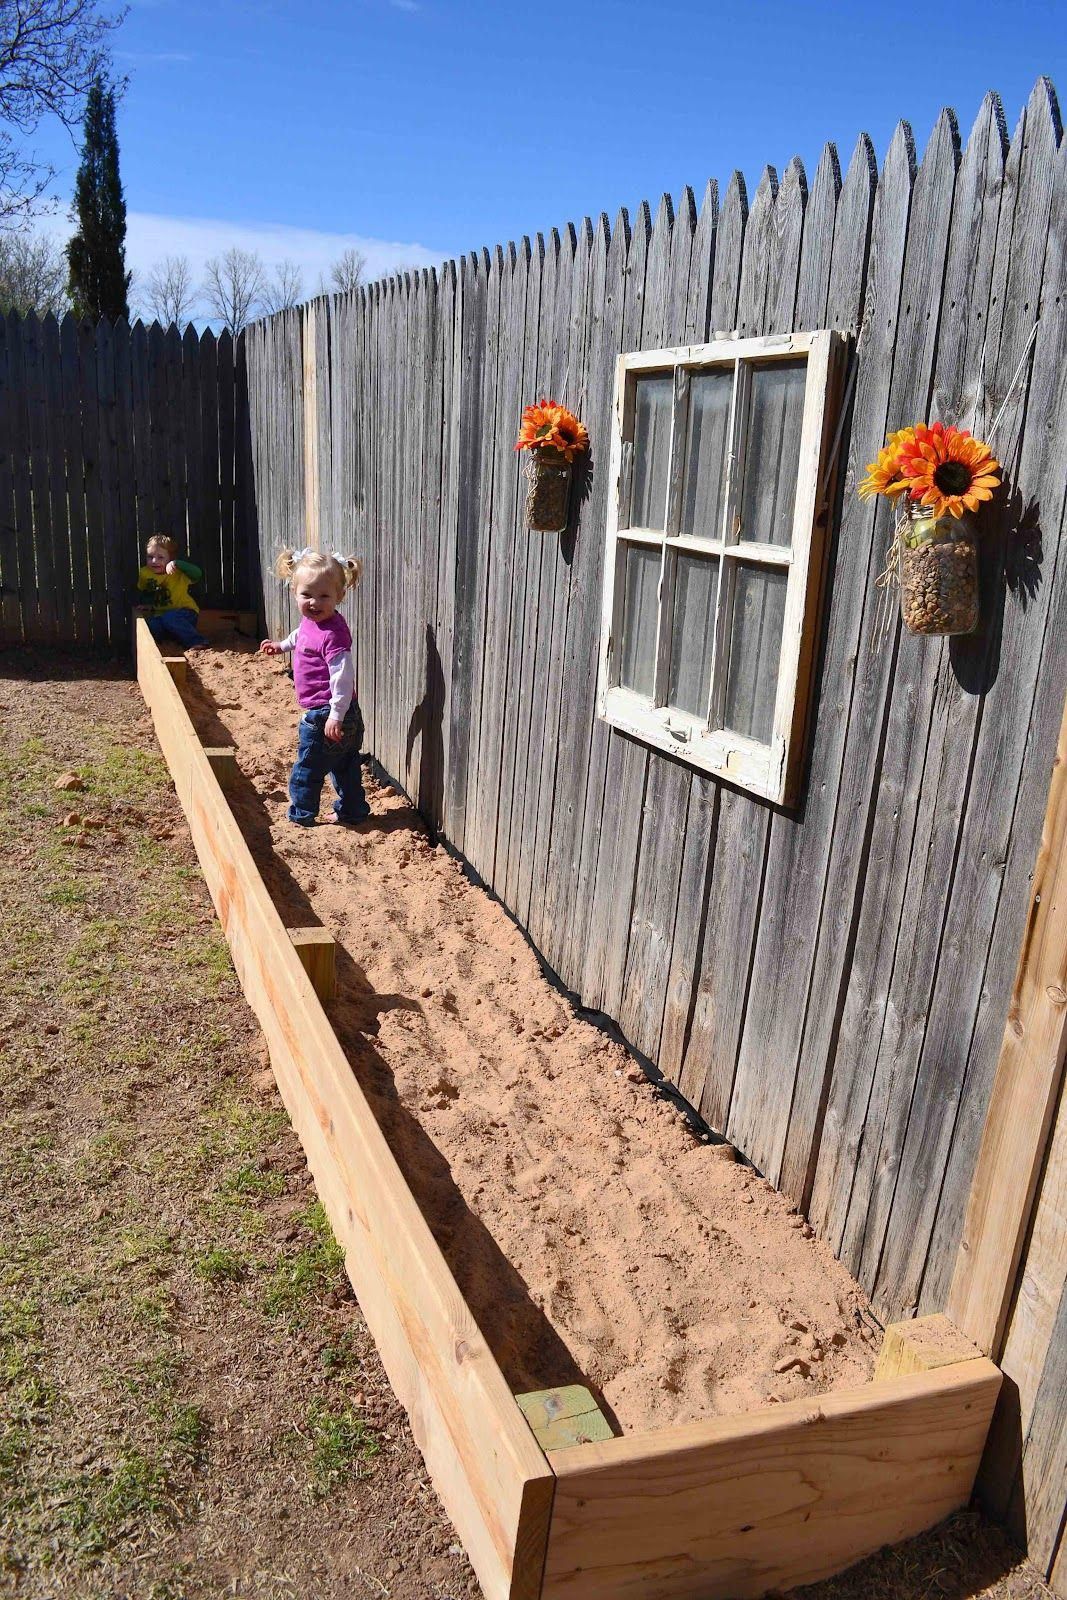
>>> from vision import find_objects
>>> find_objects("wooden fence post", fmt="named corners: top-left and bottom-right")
top-left (946, 690), bottom-right (1067, 1359)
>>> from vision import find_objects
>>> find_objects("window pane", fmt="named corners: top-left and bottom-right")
top-left (723, 564), bottom-right (787, 744)
top-left (681, 368), bottom-right (732, 539)
top-left (618, 543), bottom-right (661, 697)
top-left (739, 359), bottom-right (806, 546)
top-left (630, 375), bottom-right (672, 530)
top-left (668, 553), bottom-right (719, 717)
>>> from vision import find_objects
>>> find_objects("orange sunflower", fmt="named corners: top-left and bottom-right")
top-left (515, 400), bottom-right (559, 452)
top-left (515, 399), bottom-right (589, 460)
top-left (858, 427), bottom-right (917, 501)
top-left (546, 405), bottom-right (589, 462)
top-left (895, 421), bottom-right (1000, 518)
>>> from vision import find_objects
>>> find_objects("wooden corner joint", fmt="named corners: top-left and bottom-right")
top-left (874, 1313), bottom-right (986, 1381)
top-left (203, 747), bottom-right (239, 786)
top-left (288, 927), bottom-right (337, 1002)
top-left (516, 1385), bottom-right (614, 1452)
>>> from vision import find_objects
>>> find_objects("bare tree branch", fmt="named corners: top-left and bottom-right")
top-left (201, 246), bottom-right (264, 335)
top-left (0, 0), bottom-right (128, 225)
top-left (0, 227), bottom-right (68, 312)
top-left (141, 252), bottom-right (194, 326)
top-left (329, 246), bottom-right (365, 295)
top-left (261, 256), bottom-right (303, 314)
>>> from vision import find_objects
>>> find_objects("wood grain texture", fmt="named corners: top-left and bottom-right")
top-left (136, 621), bottom-right (554, 1600)
top-left (947, 693), bottom-right (1067, 1355)
top-left (874, 1315), bottom-right (982, 1379)
top-left (540, 1361), bottom-right (1001, 1600)
top-left (871, 84), bottom-right (1065, 1321)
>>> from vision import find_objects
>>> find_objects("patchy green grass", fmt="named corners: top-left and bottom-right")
top-left (192, 1246), bottom-right (248, 1285)
top-left (75, 743), bottom-right (170, 805)
top-left (174, 931), bottom-right (233, 990)
top-left (262, 1203), bottom-right (346, 1322)
top-left (219, 1162), bottom-right (287, 1203)
top-left (58, 1448), bottom-right (171, 1556)
top-left (303, 1398), bottom-right (379, 1498)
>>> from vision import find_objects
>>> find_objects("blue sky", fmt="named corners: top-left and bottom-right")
top-left (31, 0), bottom-right (1066, 307)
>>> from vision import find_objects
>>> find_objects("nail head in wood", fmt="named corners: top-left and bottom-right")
top-left (288, 927), bottom-right (336, 1001)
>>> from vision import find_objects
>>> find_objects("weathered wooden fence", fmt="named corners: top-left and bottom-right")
top-left (243, 80), bottom-right (1066, 1581)
top-left (0, 313), bottom-right (253, 647)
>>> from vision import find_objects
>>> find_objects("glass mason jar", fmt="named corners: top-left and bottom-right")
top-left (525, 449), bottom-right (573, 533)
top-left (898, 502), bottom-right (979, 636)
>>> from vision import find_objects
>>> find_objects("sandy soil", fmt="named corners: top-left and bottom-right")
top-left (187, 642), bottom-right (880, 1433)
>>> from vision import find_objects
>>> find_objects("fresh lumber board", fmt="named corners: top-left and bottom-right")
top-left (947, 690), bottom-right (1067, 1357)
top-left (135, 621), bottom-right (554, 1600)
top-left (517, 1386), bottom-right (614, 1451)
top-left (874, 1314), bottom-right (982, 1380)
top-left (539, 1360), bottom-right (1001, 1600)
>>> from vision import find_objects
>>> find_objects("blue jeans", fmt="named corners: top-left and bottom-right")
top-left (288, 703), bottom-right (369, 826)
top-left (147, 608), bottom-right (207, 649)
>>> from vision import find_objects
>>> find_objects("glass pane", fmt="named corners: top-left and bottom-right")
top-left (668, 553), bottom-right (719, 717)
top-left (723, 564), bottom-right (788, 744)
top-left (739, 359), bottom-right (806, 546)
top-left (618, 543), bottom-right (661, 697)
top-left (681, 368), bottom-right (732, 539)
top-left (630, 375), bottom-right (672, 530)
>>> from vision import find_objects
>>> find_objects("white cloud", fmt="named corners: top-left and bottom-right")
top-left (115, 49), bottom-right (196, 64)
top-left (38, 209), bottom-right (447, 318)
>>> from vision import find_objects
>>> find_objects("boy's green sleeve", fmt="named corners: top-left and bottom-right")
top-left (175, 558), bottom-right (202, 582)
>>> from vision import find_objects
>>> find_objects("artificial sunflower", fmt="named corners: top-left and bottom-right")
top-left (547, 405), bottom-right (589, 462)
top-left (514, 399), bottom-right (589, 459)
top-left (515, 400), bottom-right (562, 452)
top-left (858, 427), bottom-right (917, 501)
top-left (895, 422), bottom-right (1000, 519)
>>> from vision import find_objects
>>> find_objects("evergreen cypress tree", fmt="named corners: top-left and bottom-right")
top-left (66, 79), bottom-right (130, 322)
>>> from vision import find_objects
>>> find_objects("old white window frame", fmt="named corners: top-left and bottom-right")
top-left (597, 329), bottom-right (847, 806)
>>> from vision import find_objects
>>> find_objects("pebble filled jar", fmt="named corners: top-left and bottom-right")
top-left (899, 503), bottom-right (979, 636)
top-left (524, 450), bottom-right (573, 533)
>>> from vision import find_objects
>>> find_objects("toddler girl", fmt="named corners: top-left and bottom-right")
top-left (260, 548), bottom-right (369, 827)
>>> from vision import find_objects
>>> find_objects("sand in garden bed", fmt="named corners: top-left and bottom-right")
top-left (185, 641), bottom-right (879, 1434)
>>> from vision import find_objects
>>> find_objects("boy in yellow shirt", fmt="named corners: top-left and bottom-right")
top-left (137, 534), bottom-right (208, 649)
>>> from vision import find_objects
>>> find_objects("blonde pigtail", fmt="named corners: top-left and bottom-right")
top-left (273, 548), bottom-right (298, 583)
top-left (341, 556), bottom-right (364, 592)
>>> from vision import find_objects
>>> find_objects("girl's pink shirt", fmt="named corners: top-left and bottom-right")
top-left (292, 613), bottom-right (352, 708)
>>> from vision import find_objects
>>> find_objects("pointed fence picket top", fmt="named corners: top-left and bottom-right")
top-left (686, 176), bottom-right (719, 342)
top-left (710, 170), bottom-right (747, 332)
top-left (768, 155), bottom-right (808, 334)
top-left (825, 131), bottom-right (878, 336)
top-left (796, 142), bottom-right (840, 328)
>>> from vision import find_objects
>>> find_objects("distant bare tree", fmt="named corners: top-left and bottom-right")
top-left (329, 246), bottom-right (365, 295)
top-left (261, 257), bottom-right (304, 314)
top-left (0, 230), bottom-right (68, 314)
top-left (201, 246), bottom-right (264, 334)
top-left (0, 0), bottom-right (128, 226)
top-left (142, 252), bottom-right (194, 326)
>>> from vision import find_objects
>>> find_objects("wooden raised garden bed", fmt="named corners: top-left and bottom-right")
top-left (137, 619), bottom-right (1002, 1600)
